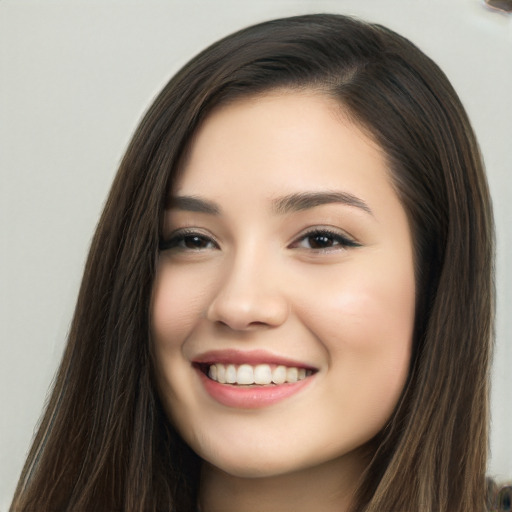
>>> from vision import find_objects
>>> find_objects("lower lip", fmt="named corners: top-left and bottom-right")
top-left (196, 369), bottom-right (314, 409)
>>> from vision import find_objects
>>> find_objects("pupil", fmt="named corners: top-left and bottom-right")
top-left (185, 235), bottom-right (205, 248)
top-left (310, 234), bottom-right (333, 248)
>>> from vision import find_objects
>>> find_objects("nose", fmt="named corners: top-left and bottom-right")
top-left (206, 252), bottom-right (289, 331)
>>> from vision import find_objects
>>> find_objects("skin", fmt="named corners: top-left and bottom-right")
top-left (151, 91), bottom-right (416, 512)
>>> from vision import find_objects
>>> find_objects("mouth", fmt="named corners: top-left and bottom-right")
top-left (195, 362), bottom-right (315, 386)
top-left (192, 350), bottom-right (318, 408)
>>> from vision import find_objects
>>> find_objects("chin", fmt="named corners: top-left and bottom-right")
top-left (203, 454), bottom-right (306, 479)
top-left (196, 435), bottom-right (355, 480)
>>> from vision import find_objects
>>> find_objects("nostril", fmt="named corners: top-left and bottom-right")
top-left (247, 321), bottom-right (272, 329)
top-left (206, 295), bottom-right (289, 331)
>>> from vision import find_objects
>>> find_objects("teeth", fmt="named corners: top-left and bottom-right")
top-left (207, 363), bottom-right (312, 385)
top-left (286, 367), bottom-right (298, 383)
top-left (254, 364), bottom-right (272, 384)
top-left (272, 365), bottom-right (287, 384)
top-left (217, 363), bottom-right (226, 383)
top-left (237, 364), bottom-right (254, 385)
top-left (226, 364), bottom-right (236, 384)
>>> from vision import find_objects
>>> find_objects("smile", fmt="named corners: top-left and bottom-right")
top-left (192, 351), bottom-right (317, 408)
top-left (207, 363), bottom-right (313, 386)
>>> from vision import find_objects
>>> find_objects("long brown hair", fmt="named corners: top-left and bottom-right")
top-left (11, 14), bottom-right (494, 512)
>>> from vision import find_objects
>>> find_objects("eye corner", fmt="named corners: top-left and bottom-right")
top-left (158, 238), bottom-right (174, 252)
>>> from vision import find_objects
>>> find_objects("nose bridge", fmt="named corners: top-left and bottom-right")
top-left (206, 241), bottom-right (288, 330)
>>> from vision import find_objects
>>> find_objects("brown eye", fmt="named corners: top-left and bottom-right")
top-left (291, 229), bottom-right (360, 251)
top-left (182, 235), bottom-right (213, 249)
top-left (159, 231), bottom-right (218, 252)
top-left (307, 233), bottom-right (336, 249)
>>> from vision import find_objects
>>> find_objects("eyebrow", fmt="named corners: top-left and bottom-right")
top-left (168, 191), bottom-right (373, 216)
top-left (272, 191), bottom-right (373, 216)
top-left (167, 195), bottom-right (220, 215)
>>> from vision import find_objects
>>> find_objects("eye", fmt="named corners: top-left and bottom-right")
top-left (159, 230), bottom-right (218, 251)
top-left (290, 229), bottom-right (360, 251)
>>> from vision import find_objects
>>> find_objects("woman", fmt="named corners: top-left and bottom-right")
top-left (11, 14), bottom-right (494, 512)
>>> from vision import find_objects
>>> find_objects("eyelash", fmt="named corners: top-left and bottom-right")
top-left (290, 228), bottom-right (361, 251)
top-left (159, 229), bottom-right (219, 252)
top-left (159, 228), bottom-right (360, 253)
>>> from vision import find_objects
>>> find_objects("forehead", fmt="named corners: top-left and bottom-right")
top-left (174, 91), bottom-right (390, 200)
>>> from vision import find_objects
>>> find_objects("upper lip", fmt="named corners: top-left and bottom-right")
top-left (192, 349), bottom-right (317, 370)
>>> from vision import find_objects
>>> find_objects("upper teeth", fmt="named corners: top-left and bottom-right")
top-left (208, 363), bottom-right (310, 385)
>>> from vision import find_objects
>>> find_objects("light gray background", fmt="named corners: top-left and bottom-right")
top-left (1, 0), bottom-right (510, 508)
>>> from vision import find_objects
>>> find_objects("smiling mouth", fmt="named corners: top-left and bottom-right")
top-left (196, 363), bottom-right (315, 386)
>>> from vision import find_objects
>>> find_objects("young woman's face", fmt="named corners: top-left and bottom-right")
top-left (151, 91), bottom-right (416, 479)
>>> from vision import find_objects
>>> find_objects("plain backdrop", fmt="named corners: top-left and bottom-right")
top-left (1, 0), bottom-right (511, 508)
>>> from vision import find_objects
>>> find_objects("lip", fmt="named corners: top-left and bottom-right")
top-left (193, 349), bottom-right (317, 370)
top-left (196, 369), bottom-right (314, 409)
top-left (192, 350), bottom-right (317, 409)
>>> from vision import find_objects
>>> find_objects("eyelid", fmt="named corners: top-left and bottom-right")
top-left (159, 227), bottom-right (219, 251)
top-left (289, 226), bottom-right (361, 250)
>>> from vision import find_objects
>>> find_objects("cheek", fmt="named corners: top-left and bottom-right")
top-left (304, 262), bottom-right (415, 348)
top-left (150, 264), bottom-right (207, 419)
top-left (300, 263), bottom-right (415, 421)
top-left (151, 263), bottom-right (208, 345)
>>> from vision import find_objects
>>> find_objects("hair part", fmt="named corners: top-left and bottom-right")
top-left (12, 13), bottom-right (494, 512)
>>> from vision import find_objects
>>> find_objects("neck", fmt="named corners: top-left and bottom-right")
top-left (198, 450), bottom-right (367, 512)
